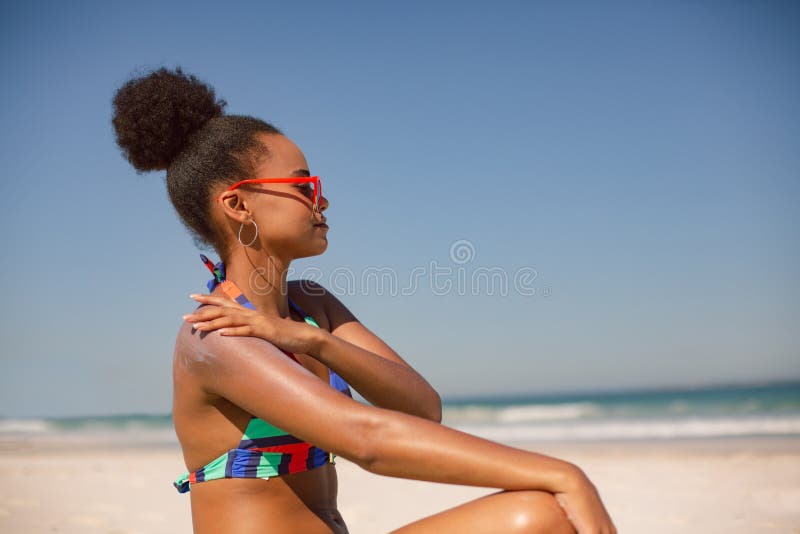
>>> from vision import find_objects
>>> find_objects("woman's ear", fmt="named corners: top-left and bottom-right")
top-left (218, 191), bottom-right (252, 224)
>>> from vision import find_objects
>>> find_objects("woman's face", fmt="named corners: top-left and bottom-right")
top-left (216, 133), bottom-right (330, 260)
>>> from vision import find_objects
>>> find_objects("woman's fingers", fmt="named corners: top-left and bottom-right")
top-left (190, 293), bottom-right (241, 307)
top-left (218, 326), bottom-right (253, 336)
top-left (188, 307), bottom-right (263, 334)
top-left (182, 294), bottom-right (271, 340)
top-left (192, 316), bottom-right (261, 338)
top-left (553, 472), bottom-right (617, 534)
top-left (192, 316), bottom-right (236, 331)
top-left (184, 307), bottom-right (230, 322)
top-left (184, 308), bottom-right (222, 322)
top-left (186, 308), bottom-right (249, 329)
top-left (183, 298), bottom-right (247, 323)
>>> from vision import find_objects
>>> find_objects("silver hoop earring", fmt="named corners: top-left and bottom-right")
top-left (238, 219), bottom-right (258, 247)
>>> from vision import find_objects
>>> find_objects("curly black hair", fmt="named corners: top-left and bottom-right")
top-left (111, 66), bottom-right (283, 254)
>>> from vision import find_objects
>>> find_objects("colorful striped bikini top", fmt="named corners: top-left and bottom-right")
top-left (173, 255), bottom-right (353, 494)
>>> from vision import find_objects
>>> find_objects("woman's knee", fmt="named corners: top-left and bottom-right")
top-left (495, 490), bottom-right (575, 534)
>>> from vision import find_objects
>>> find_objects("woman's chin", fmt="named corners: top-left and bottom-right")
top-left (295, 241), bottom-right (328, 259)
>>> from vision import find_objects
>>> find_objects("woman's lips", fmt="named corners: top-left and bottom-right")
top-left (315, 223), bottom-right (329, 229)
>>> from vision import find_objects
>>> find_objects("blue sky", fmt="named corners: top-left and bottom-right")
top-left (1, 1), bottom-right (798, 417)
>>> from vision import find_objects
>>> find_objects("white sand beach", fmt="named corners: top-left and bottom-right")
top-left (1, 436), bottom-right (798, 533)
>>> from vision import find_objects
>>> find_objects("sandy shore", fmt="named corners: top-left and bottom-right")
top-left (1, 436), bottom-right (798, 533)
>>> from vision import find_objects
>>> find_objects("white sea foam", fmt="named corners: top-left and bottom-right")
top-left (443, 402), bottom-right (605, 424)
top-left (0, 418), bottom-right (54, 434)
top-left (450, 414), bottom-right (800, 443)
top-left (0, 416), bottom-right (180, 447)
top-left (496, 402), bottom-right (601, 423)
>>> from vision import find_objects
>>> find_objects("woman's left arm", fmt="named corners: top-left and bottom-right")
top-left (308, 282), bottom-right (442, 423)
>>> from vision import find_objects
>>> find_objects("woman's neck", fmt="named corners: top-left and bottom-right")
top-left (222, 248), bottom-right (293, 319)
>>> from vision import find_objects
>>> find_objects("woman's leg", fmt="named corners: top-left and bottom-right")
top-left (388, 490), bottom-right (575, 534)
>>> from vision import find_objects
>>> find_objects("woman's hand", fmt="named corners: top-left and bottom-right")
top-left (183, 294), bottom-right (323, 355)
top-left (553, 466), bottom-right (617, 534)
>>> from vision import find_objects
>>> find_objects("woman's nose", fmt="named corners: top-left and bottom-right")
top-left (318, 195), bottom-right (329, 212)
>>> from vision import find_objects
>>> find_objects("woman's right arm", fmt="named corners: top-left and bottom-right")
top-left (176, 325), bottom-right (605, 517)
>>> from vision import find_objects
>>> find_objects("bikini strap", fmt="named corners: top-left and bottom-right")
top-left (200, 254), bottom-right (225, 292)
top-left (198, 254), bottom-right (351, 397)
top-left (200, 254), bottom-right (317, 323)
top-left (288, 297), bottom-right (310, 320)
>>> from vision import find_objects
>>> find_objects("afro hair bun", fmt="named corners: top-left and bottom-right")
top-left (112, 66), bottom-right (226, 172)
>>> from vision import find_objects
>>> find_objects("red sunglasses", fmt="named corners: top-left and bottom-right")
top-left (216, 176), bottom-right (323, 209)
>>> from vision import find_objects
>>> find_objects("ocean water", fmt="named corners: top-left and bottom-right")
top-left (442, 380), bottom-right (800, 443)
top-left (2, 381), bottom-right (799, 447)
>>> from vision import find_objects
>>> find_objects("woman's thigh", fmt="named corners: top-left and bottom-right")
top-left (388, 490), bottom-right (575, 534)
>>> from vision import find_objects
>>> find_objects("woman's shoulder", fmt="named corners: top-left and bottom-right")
top-left (288, 280), bottom-right (360, 335)
top-left (173, 284), bottom-right (250, 362)
top-left (288, 279), bottom-right (331, 331)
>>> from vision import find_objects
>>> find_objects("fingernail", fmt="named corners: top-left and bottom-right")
top-left (190, 294), bottom-right (199, 298)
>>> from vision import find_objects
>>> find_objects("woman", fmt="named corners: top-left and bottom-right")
top-left (112, 67), bottom-right (616, 534)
